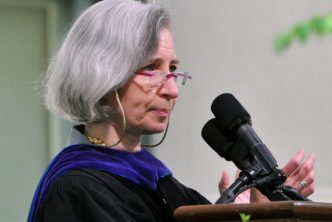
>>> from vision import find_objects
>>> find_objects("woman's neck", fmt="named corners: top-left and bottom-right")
top-left (85, 122), bottom-right (141, 152)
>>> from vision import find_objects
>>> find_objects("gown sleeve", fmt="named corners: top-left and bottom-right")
top-left (36, 173), bottom-right (134, 222)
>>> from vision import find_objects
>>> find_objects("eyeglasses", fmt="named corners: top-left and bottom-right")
top-left (135, 70), bottom-right (192, 88)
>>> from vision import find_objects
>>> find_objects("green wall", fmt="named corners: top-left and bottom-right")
top-left (0, 1), bottom-right (92, 221)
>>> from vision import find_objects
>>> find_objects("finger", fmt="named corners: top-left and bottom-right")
top-left (235, 169), bottom-right (241, 179)
top-left (285, 167), bottom-right (314, 188)
top-left (300, 182), bottom-right (315, 197)
top-left (285, 154), bottom-right (316, 188)
top-left (301, 154), bottom-right (316, 174)
top-left (218, 171), bottom-right (229, 193)
top-left (234, 189), bottom-right (251, 203)
top-left (290, 170), bottom-right (314, 191)
top-left (282, 150), bottom-right (305, 176)
top-left (290, 155), bottom-right (315, 179)
top-left (298, 171), bottom-right (315, 197)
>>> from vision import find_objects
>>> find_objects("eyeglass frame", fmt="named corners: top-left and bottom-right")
top-left (134, 70), bottom-right (192, 87)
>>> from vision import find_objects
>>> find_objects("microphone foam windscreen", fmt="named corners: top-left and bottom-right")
top-left (201, 118), bottom-right (234, 159)
top-left (211, 93), bottom-right (251, 132)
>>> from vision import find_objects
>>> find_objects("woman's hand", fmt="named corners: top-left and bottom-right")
top-left (218, 171), bottom-right (251, 203)
top-left (218, 150), bottom-right (316, 203)
top-left (282, 150), bottom-right (316, 197)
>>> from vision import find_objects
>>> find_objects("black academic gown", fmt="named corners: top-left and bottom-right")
top-left (36, 169), bottom-right (210, 222)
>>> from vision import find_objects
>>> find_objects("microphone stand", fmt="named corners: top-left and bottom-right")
top-left (215, 174), bottom-right (251, 204)
top-left (216, 165), bottom-right (263, 204)
top-left (216, 168), bottom-right (310, 204)
top-left (254, 169), bottom-right (310, 201)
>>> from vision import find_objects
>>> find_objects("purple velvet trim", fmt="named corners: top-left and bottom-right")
top-left (28, 144), bottom-right (171, 222)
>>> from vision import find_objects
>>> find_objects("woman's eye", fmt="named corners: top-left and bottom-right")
top-left (142, 64), bottom-right (155, 71)
top-left (170, 65), bottom-right (177, 72)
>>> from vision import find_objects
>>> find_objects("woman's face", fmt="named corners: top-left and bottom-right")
top-left (115, 28), bottom-right (180, 135)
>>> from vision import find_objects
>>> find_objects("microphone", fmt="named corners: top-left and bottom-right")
top-left (211, 93), bottom-right (278, 177)
top-left (202, 118), bottom-right (258, 203)
top-left (201, 119), bottom-right (251, 170)
top-left (202, 93), bottom-right (308, 202)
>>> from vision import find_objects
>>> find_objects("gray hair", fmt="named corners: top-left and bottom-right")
top-left (43, 0), bottom-right (170, 123)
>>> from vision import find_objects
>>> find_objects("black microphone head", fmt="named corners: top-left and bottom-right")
top-left (211, 93), bottom-right (251, 133)
top-left (201, 118), bottom-right (234, 160)
top-left (201, 118), bottom-right (252, 167)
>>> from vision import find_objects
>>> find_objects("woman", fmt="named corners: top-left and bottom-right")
top-left (28, 0), bottom-right (315, 221)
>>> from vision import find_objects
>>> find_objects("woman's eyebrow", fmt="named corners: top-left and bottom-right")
top-left (172, 59), bottom-right (180, 65)
top-left (146, 58), bottom-right (180, 65)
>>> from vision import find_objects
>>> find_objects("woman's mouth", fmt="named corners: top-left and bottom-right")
top-left (152, 108), bottom-right (169, 117)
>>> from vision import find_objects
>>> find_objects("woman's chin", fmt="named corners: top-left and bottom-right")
top-left (142, 123), bottom-right (168, 135)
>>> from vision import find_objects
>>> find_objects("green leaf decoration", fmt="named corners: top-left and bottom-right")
top-left (293, 23), bottom-right (310, 42)
top-left (274, 33), bottom-right (292, 52)
top-left (274, 13), bottom-right (332, 53)
top-left (325, 14), bottom-right (332, 32)
top-left (239, 213), bottom-right (251, 222)
top-left (309, 16), bottom-right (326, 35)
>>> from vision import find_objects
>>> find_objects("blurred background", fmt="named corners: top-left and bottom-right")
top-left (1, 0), bottom-right (332, 221)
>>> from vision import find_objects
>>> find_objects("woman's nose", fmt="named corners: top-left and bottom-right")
top-left (158, 77), bottom-right (179, 99)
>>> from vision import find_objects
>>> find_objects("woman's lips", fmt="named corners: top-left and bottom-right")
top-left (152, 108), bottom-right (169, 117)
